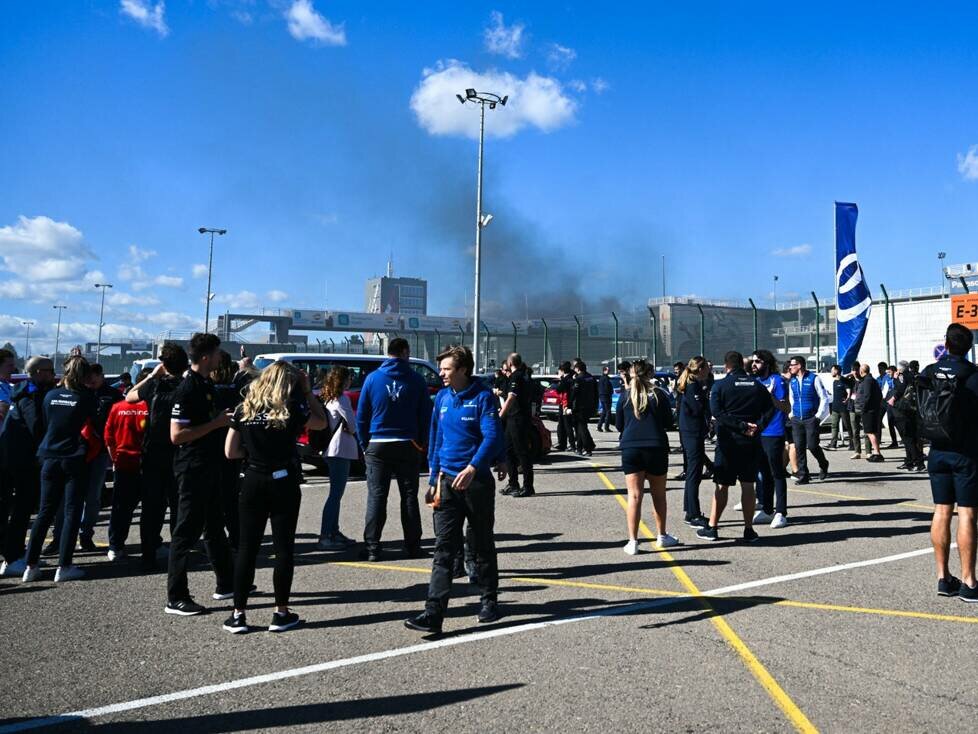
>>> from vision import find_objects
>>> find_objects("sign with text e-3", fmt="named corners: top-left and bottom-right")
top-left (951, 294), bottom-right (978, 329)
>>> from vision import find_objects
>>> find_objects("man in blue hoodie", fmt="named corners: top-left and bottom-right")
top-left (358, 337), bottom-right (433, 562)
top-left (405, 345), bottom-right (504, 635)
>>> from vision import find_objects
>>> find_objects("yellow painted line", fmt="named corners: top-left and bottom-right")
top-left (595, 468), bottom-right (818, 734)
top-left (790, 487), bottom-right (936, 512)
top-left (771, 599), bottom-right (978, 624)
top-left (511, 576), bottom-right (685, 597)
top-left (332, 561), bottom-right (431, 574)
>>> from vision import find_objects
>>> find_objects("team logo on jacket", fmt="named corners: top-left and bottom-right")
top-left (386, 382), bottom-right (403, 401)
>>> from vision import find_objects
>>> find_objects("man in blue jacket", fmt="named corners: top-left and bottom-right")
top-left (358, 337), bottom-right (433, 562)
top-left (405, 345), bottom-right (504, 635)
top-left (787, 355), bottom-right (831, 484)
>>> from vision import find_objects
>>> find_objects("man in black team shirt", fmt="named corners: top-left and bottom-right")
top-left (127, 342), bottom-right (188, 572)
top-left (500, 353), bottom-right (535, 498)
top-left (165, 333), bottom-right (235, 616)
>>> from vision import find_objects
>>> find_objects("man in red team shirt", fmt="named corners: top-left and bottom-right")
top-left (104, 368), bottom-right (151, 561)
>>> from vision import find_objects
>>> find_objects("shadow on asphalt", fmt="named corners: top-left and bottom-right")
top-left (3, 685), bottom-right (525, 732)
top-left (639, 594), bottom-right (786, 630)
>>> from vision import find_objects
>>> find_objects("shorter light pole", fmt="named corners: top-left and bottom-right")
top-left (198, 227), bottom-right (227, 332)
top-left (52, 305), bottom-right (67, 365)
top-left (773, 275), bottom-right (779, 310)
top-left (938, 251), bottom-right (947, 297)
top-left (22, 320), bottom-right (35, 359)
top-left (94, 283), bottom-right (113, 364)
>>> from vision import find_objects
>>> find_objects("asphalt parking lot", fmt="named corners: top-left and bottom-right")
top-left (2, 425), bottom-right (976, 733)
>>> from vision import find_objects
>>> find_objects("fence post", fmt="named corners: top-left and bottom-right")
top-left (434, 329), bottom-right (440, 354)
top-left (573, 315), bottom-right (582, 359)
top-left (748, 298), bottom-right (758, 352)
top-left (413, 329), bottom-right (420, 358)
top-left (647, 307), bottom-right (657, 370)
top-left (811, 291), bottom-right (821, 370)
top-left (481, 321), bottom-right (491, 372)
top-left (512, 321), bottom-right (518, 354)
top-left (879, 283), bottom-right (891, 364)
top-left (457, 325), bottom-right (464, 346)
top-left (328, 338), bottom-right (335, 352)
top-left (541, 318), bottom-right (549, 372)
top-left (611, 311), bottom-right (619, 369)
top-left (696, 304), bottom-right (705, 357)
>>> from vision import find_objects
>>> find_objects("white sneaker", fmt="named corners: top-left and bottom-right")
top-left (770, 513), bottom-right (788, 529)
top-left (22, 565), bottom-right (41, 583)
top-left (753, 511), bottom-right (774, 524)
top-left (1, 557), bottom-right (26, 577)
top-left (655, 533), bottom-right (680, 549)
top-left (623, 539), bottom-right (639, 555)
top-left (54, 565), bottom-right (85, 583)
top-left (733, 502), bottom-right (743, 511)
top-left (107, 549), bottom-right (126, 562)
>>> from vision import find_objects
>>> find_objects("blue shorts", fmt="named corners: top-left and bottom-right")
top-left (928, 449), bottom-right (978, 507)
top-left (713, 440), bottom-right (759, 486)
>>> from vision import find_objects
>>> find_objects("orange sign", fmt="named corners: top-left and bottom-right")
top-left (951, 294), bottom-right (978, 329)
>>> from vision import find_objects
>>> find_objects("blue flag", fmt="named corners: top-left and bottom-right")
top-left (835, 202), bottom-right (871, 372)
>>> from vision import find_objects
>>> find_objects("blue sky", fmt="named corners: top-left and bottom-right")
top-left (3, 1), bottom-right (978, 353)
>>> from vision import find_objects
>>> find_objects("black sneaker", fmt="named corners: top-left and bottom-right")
top-left (223, 612), bottom-right (248, 634)
top-left (213, 584), bottom-right (255, 601)
top-left (684, 515), bottom-right (709, 528)
top-left (269, 610), bottom-right (302, 632)
top-left (818, 466), bottom-right (829, 481)
top-left (500, 485), bottom-right (518, 496)
top-left (914, 463), bottom-right (928, 473)
top-left (696, 526), bottom-right (719, 541)
top-left (404, 612), bottom-right (442, 634)
top-left (701, 468), bottom-right (714, 481)
top-left (78, 538), bottom-right (98, 553)
top-left (794, 476), bottom-right (811, 485)
top-left (938, 575), bottom-right (961, 597)
top-left (674, 472), bottom-right (688, 482)
top-left (358, 547), bottom-right (383, 562)
top-left (867, 454), bottom-right (884, 463)
top-left (896, 462), bottom-right (910, 470)
top-left (513, 487), bottom-right (535, 498)
top-left (477, 600), bottom-right (500, 624)
top-left (959, 582), bottom-right (978, 603)
top-left (404, 546), bottom-right (428, 559)
top-left (739, 527), bottom-right (760, 544)
top-left (165, 598), bottom-right (206, 616)
top-left (452, 563), bottom-right (466, 579)
top-left (41, 542), bottom-right (58, 557)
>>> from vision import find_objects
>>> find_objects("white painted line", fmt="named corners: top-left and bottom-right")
top-left (2, 542), bottom-right (948, 732)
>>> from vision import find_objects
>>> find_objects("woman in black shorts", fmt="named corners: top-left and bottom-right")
top-left (616, 360), bottom-right (676, 554)
top-left (222, 361), bottom-right (326, 633)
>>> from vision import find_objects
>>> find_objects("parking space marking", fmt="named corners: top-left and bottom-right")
top-left (596, 469), bottom-right (818, 734)
top-left (789, 486), bottom-right (936, 512)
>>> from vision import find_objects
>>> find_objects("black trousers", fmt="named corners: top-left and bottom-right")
top-left (557, 412), bottom-right (577, 451)
top-left (883, 406), bottom-right (899, 445)
top-left (790, 417), bottom-right (828, 481)
top-left (234, 468), bottom-right (301, 610)
top-left (219, 458), bottom-right (242, 550)
top-left (757, 435), bottom-right (788, 515)
top-left (680, 432), bottom-right (705, 518)
top-left (426, 474), bottom-right (498, 618)
top-left (505, 416), bottom-right (534, 491)
top-left (363, 441), bottom-right (422, 553)
top-left (140, 453), bottom-right (178, 564)
top-left (26, 457), bottom-right (89, 567)
top-left (574, 410), bottom-right (595, 452)
top-left (895, 413), bottom-right (923, 465)
top-left (596, 398), bottom-right (612, 431)
top-left (166, 465), bottom-right (234, 603)
top-left (107, 467), bottom-right (141, 551)
top-left (2, 465), bottom-right (40, 563)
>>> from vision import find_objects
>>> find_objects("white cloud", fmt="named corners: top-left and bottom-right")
top-left (284, 0), bottom-right (346, 45)
top-left (128, 244), bottom-right (156, 261)
top-left (120, 0), bottom-right (169, 37)
top-left (772, 244), bottom-right (812, 258)
top-left (107, 292), bottom-right (161, 307)
top-left (958, 145), bottom-right (978, 181)
top-left (567, 79), bottom-right (587, 93)
top-left (267, 289), bottom-right (289, 302)
top-left (591, 77), bottom-right (609, 94)
top-left (145, 311), bottom-right (201, 330)
top-left (484, 11), bottom-right (524, 59)
top-left (214, 290), bottom-right (262, 309)
top-left (411, 60), bottom-right (577, 139)
top-left (547, 43), bottom-right (576, 70)
top-left (118, 262), bottom-right (147, 282)
top-left (313, 212), bottom-right (339, 225)
top-left (192, 263), bottom-right (209, 278)
top-left (0, 215), bottom-right (95, 282)
top-left (132, 274), bottom-right (183, 291)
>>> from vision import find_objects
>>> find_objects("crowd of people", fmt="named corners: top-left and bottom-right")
top-left (0, 320), bottom-right (976, 637)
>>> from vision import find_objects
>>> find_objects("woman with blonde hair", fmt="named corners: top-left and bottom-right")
top-left (615, 359), bottom-right (677, 554)
top-left (317, 365), bottom-right (360, 550)
top-left (677, 356), bottom-right (712, 528)
top-left (222, 361), bottom-right (326, 633)
top-left (22, 356), bottom-right (98, 583)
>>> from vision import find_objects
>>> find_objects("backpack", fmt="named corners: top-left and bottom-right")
top-left (307, 397), bottom-right (346, 453)
top-left (893, 374), bottom-right (918, 416)
top-left (916, 363), bottom-right (977, 443)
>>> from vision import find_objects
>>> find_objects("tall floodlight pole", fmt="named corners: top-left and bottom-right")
top-left (198, 227), bottom-right (227, 333)
top-left (22, 320), bottom-right (35, 359)
top-left (94, 283), bottom-right (113, 364)
top-left (773, 275), bottom-right (779, 310)
top-left (52, 305), bottom-right (67, 365)
top-left (457, 88), bottom-right (507, 373)
top-left (938, 251), bottom-right (947, 297)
